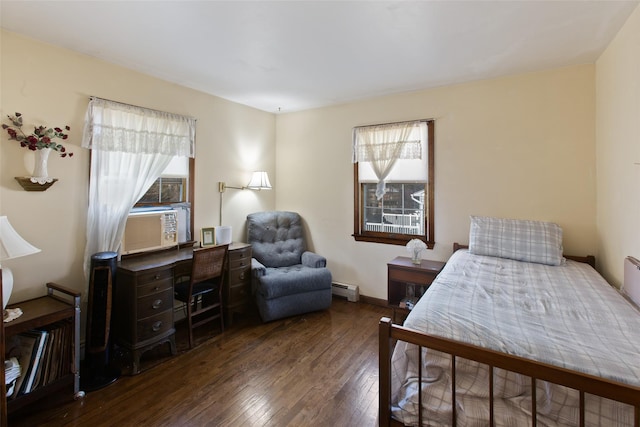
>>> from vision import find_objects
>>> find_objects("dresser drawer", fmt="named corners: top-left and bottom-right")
top-left (229, 246), bottom-right (251, 262)
top-left (137, 288), bottom-right (174, 319)
top-left (136, 310), bottom-right (173, 341)
top-left (228, 282), bottom-right (251, 305)
top-left (388, 267), bottom-right (436, 285)
top-left (228, 265), bottom-right (250, 284)
top-left (137, 268), bottom-right (173, 286)
top-left (138, 277), bottom-right (173, 298)
top-left (229, 256), bottom-right (250, 270)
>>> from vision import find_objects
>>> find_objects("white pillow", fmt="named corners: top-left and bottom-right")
top-left (468, 216), bottom-right (564, 266)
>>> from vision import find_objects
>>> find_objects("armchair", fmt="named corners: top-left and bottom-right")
top-left (247, 211), bottom-right (332, 322)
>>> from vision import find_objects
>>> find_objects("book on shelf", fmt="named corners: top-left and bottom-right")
top-left (20, 330), bottom-right (48, 395)
top-left (4, 357), bottom-right (21, 398)
top-left (10, 333), bottom-right (37, 397)
top-left (6, 321), bottom-right (72, 398)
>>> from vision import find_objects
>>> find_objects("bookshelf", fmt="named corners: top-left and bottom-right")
top-left (2, 282), bottom-right (84, 424)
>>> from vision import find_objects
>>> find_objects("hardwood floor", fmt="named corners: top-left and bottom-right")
top-left (9, 298), bottom-right (390, 426)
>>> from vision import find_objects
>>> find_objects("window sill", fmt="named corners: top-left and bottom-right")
top-left (352, 233), bottom-right (434, 249)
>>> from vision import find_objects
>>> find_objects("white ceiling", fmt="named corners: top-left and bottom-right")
top-left (1, 1), bottom-right (638, 113)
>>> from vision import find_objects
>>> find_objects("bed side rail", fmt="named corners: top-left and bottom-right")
top-left (379, 317), bottom-right (640, 427)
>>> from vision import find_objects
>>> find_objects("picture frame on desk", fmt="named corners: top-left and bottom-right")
top-left (200, 227), bottom-right (215, 247)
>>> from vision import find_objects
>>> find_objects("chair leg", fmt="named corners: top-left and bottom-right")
top-left (187, 298), bottom-right (194, 349)
top-left (219, 288), bottom-right (224, 332)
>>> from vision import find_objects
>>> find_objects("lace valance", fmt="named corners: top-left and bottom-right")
top-left (352, 120), bottom-right (422, 164)
top-left (82, 97), bottom-right (196, 157)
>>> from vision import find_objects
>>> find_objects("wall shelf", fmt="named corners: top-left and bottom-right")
top-left (14, 177), bottom-right (58, 192)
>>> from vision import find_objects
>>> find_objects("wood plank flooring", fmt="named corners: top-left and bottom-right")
top-left (9, 298), bottom-right (390, 426)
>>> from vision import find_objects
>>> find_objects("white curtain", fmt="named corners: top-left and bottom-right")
top-left (353, 121), bottom-right (422, 199)
top-left (81, 97), bottom-right (195, 278)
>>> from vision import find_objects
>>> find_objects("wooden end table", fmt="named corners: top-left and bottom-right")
top-left (387, 257), bottom-right (446, 323)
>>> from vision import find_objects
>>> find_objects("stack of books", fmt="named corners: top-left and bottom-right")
top-left (4, 357), bottom-right (21, 397)
top-left (6, 320), bottom-right (72, 397)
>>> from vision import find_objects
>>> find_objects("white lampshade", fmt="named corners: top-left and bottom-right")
top-left (246, 171), bottom-right (272, 190)
top-left (0, 216), bottom-right (41, 309)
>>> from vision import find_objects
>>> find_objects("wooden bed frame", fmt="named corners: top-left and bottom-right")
top-left (379, 244), bottom-right (640, 427)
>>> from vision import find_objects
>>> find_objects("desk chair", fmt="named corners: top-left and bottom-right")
top-left (174, 244), bottom-right (228, 348)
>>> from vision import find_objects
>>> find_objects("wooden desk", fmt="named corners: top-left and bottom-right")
top-left (116, 243), bottom-right (251, 374)
top-left (387, 257), bottom-right (446, 323)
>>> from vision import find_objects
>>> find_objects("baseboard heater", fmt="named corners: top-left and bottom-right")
top-left (331, 282), bottom-right (359, 302)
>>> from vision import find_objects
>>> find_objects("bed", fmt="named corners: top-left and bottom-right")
top-left (379, 216), bottom-right (640, 426)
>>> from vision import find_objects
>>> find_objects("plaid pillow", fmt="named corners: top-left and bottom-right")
top-left (468, 216), bottom-right (564, 266)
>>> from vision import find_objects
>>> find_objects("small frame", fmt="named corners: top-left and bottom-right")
top-left (200, 227), bottom-right (216, 247)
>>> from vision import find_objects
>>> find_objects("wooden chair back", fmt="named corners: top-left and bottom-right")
top-left (190, 244), bottom-right (228, 288)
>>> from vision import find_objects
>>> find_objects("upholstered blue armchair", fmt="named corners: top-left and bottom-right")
top-left (247, 211), bottom-right (332, 322)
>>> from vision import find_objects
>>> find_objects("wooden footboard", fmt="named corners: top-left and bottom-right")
top-left (379, 317), bottom-right (640, 427)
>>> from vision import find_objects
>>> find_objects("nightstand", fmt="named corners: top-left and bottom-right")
top-left (387, 257), bottom-right (446, 323)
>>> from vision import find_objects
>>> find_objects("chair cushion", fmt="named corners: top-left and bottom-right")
top-left (247, 211), bottom-right (305, 268)
top-left (256, 265), bottom-right (332, 300)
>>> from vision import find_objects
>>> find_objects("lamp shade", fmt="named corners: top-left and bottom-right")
top-left (246, 171), bottom-right (272, 190)
top-left (0, 216), bottom-right (41, 310)
top-left (0, 216), bottom-right (41, 261)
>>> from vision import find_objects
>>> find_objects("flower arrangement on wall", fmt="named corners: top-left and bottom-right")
top-left (2, 112), bottom-right (73, 158)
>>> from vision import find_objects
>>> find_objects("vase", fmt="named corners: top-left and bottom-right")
top-left (30, 148), bottom-right (54, 184)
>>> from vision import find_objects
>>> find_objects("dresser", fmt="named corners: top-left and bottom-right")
top-left (223, 243), bottom-right (252, 326)
top-left (115, 257), bottom-right (180, 375)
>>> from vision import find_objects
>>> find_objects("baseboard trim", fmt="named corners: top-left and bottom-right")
top-left (359, 295), bottom-right (387, 307)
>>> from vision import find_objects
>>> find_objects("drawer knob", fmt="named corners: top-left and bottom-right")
top-left (152, 321), bottom-right (162, 332)
top-left (239, 272), bottom-right (245, 280)
top-left (154, 274), bottom-right (161, 280)
top-left (152, 299), bottom-right (163, 309)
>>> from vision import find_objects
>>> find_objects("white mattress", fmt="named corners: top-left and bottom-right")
top-left (391, 250), bottom-right (640, 426)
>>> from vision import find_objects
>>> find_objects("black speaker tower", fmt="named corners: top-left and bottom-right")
top-left (81, 251), bottom-right (120, 391)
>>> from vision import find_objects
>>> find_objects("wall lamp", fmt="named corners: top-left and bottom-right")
top-left (218, 171), bottom-right (272, 193)
top-left (218, 171), bottom-right (272, 226)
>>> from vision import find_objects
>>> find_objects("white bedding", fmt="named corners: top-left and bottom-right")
top-left (391, 250), bottom-right (640, 426)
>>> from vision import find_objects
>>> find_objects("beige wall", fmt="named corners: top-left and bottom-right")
top-left (0, 30), bottom-right (276, 303)
top-left (596, 4), bottom-right (640, 287)
top-left (276, 65), bottom-right (597, 299)
top-left (3, 22), bottom-right (620, 305)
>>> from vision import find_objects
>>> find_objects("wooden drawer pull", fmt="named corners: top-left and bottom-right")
top-left (239, 272), bottom-right (245, 280)
top-left (152, 321), bottom-right (162, 332)
top-left (152, 299), bottom-right (163, 309)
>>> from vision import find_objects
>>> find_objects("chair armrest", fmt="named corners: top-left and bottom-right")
top-left (302, 251), bottom-right (326, 268)
top-left (251, 258), bottom-right (267, 278)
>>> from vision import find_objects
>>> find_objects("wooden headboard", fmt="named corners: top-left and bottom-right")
top-left (452, 243), bottom-right (596, 269)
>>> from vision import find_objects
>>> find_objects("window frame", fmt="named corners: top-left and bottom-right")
top-left (352, 119), bottom-right (434, 248)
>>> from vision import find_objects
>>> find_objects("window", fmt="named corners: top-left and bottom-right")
top-left (135, 156), bottom-right (192, 207)
top-left (352, 120), bottom-right (434, 248)
top-left (133, 155), bottom-right (195, 244)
